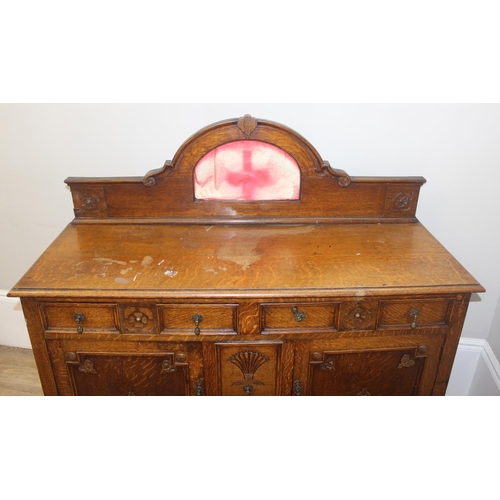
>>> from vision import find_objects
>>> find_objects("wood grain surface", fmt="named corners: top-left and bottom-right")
top-left (9, 223), bottom-right (483, 299)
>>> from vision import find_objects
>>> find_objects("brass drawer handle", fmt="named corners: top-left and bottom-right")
top-left (243, 384), bottom-right (254, 396)
top-left (409, 308), bottom-right (420, 329)
top-left (192, 313), bottom-right (203, 335)
top-left (74, 312), bottom-right (86, 334)
top-left (195, 380), bottom-right (205, 396)
top-left (293, 379), bottom-right (303, 396)
top-left (292, 306), bottom-right (306, 322)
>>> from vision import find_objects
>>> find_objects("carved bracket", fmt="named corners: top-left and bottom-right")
top-left (319, 161), bottom-right (351, 187)
top-left (143, 161), bottom-right (175, 187)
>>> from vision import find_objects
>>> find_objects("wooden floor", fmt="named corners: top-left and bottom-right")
top-left (0, 345), bottom-right (43, 396)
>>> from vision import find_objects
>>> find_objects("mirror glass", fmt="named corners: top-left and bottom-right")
top-left (194, 140), bottom-right (300, 201)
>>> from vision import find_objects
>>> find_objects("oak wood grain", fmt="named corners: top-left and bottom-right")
top-left (8, 115), bottom-right (484, 396)
top-left (9, 223), bottom-right (484, 299)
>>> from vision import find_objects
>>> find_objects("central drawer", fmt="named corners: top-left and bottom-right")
top-left (261, 302), bottom-right (340, 333)
top-left (159, 304), bottom-right (238, 335)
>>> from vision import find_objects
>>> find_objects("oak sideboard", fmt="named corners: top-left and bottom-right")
top-left (9, 115), bottom-right (484, 396)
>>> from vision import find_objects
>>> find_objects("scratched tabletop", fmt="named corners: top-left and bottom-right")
top-left (9, 223), bottom-right (483, 298)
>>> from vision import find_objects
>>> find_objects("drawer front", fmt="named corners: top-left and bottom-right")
top-left (41, 303), bottom-right (119, 332)
top-left (160, 304), bottom-right (238, 335)
top-left (261, 303), bottom-right (339, 332)
top-left (377, 299), bottom-right (452, 330)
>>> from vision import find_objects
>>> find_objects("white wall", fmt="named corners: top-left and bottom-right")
top-left (1, 104), bottom-right (500, 359)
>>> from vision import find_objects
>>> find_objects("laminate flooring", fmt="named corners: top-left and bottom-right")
top-left (0, 345), bottom-right (43, 395)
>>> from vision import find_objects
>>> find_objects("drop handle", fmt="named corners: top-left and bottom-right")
top-left (293, 379), bottom-right (303, 396)
top-left (74, 312), bottom-right (86, 334)
top-left (192, 313), bottom-right (203, 335)
top-left (243, 384), bottom-right (254, 396)
top-left (195, 380), bottom-right (205, 396)
top-left (292, 306), bottom-right (306, 322)
top-left (409, 309), bottom-right (420, 329)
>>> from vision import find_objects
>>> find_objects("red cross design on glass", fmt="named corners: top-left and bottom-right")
top-left (224, 149), bottom-right (273, 200)
top-left (194, 140), bottom-right (301, 201)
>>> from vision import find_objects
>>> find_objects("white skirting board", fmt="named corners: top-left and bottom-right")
top-left (0, 290), bottom-right (32, 349)
top-left (1, 290), bottom-right (499, 395)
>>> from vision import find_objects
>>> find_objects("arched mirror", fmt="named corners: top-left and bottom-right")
top-left (193, 140), bottom-right (301, 201)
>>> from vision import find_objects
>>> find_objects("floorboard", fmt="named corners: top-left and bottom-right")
top-left (0, 345), bottom-right (43, 396)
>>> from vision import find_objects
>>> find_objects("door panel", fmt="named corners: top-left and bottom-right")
top-left (47, 340), bottom-right (204, 396)
top-left (298, 335), bottom-right (444, 396)
top-left (214, 342), bottom-right (285, 396)
top-left (308, 346), bottom-right (428, 396)
top-left (65, 352), bottom-right (190, 396)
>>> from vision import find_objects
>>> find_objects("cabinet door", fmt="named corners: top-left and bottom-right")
top-left (295, 338), bottom-right (442, 396)
top-left (206, 341), bottom-right (294, 396)
top-left (47, 341), bottom-right (204, 396)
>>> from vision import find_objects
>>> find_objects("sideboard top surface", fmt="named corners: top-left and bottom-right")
top-left (9, 222), bottom-right (484, 298)
top-left (9, 115), bottom-right (484, 299)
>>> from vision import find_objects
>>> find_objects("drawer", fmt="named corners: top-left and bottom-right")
top-left (261, 303), bottom-right (339, 332)
top-left (41, 303), bottom-right (119, 333)
top-left (160, 304), bottom-right (238, 335)
top-left (377, 299), bottom-right (452, 330)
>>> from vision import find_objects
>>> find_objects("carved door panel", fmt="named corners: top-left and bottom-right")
top-left (47, 341), bottom-right (204, 396)
top-left (296, 338), bottom-right (443, 396)
top-left (210, 341), bottom-right (292, 396)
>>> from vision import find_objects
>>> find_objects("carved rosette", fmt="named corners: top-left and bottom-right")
top-left (340, 301), bottom-right (376, 330)
top-left (73, 187), bottom-right (106, 216)
top-left (127, 309), bottom-right (151, 328)
top-left (80, 193), bottom-right (99, 211)
top-left (119, 305), bottom-right (158, 333)
top-left (390, 192), bottom-right (412, 212)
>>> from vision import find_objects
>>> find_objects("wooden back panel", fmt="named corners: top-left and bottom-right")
top-left (65, 115), bottom-right (426, 224)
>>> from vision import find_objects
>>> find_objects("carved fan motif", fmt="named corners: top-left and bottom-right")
top-left (227, 350), bottom-right (269, 386)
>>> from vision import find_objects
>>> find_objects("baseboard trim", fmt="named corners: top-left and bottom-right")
top-left (0, 289), bottom-right (31, 349)
top-left (480, 341), bottom-right (500, 392)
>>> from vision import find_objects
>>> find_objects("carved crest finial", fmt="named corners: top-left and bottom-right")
top-left (237, 114), bottom-right (258, 138)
